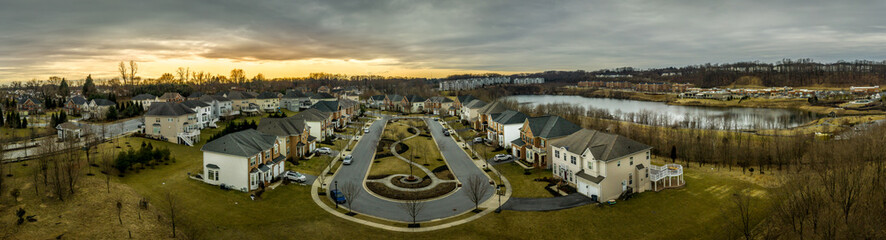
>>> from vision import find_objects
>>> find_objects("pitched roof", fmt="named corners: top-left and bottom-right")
top-left (369, 95), bottom-right (386, 101)
top-left (464, 99), bottom-right (488, 109)
top-left (69, 95), bottom-right (88, 105)
top-left (478, 100), bottom-right (508, 115)
top-left (404, 95), bottom-right (425, 103)
top-left (290, 108), bottom-right (330, 122)
top-left (181, 100), bottom-right (210, 108)
top-left (550, 128), bottom-right (651, 162)
top-left (57, 122), bottom-right (81, 130)
top-left (201, 129), bottom-right (277, 157)
top-left (492, 110), bottom-right (528, 125)
top-left (159, 92), bottom-right (183, 100)
top-left (91, 99), bottom-right (116, 106)
top-left (199, 95), bottom-right (230, 102)
top-left (309, 92), bottom-right (335, 99)
top-left (311, 100), bottom-right (340, 113)
top-left (257, 117), bottom-right (306, 136)
top-left (225, 91), bottom-right (254, 100)
top-left (426, 96), bottom-right (453, 103)
top-left (282, 90), bottom-right (307, 99)
top-left (457, 95), bottom-right (476, 104)
top-left (257, 92), bottom-right (279, 99)
top-left (188, 92), bottom-right (204, 98)
top-left (145, 102), bottom-right (196, 116)
top-left (18, 96), bottom-right (42, 105)
top-left (339, 98), bottom-right (358, 108)
top-left (386, 94), bottom-right (403, 102)
top-left (525, 116), bottom-right (581, 139)
top-left (132, 94), bottom-right (157, 100)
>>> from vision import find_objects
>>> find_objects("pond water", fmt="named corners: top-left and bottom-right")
top-left (504, 95), bottom-right (822, 129)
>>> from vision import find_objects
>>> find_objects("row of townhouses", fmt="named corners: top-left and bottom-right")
top-left (454, 94), bottom-right (679, 202)
top-left (365, 95), bottom-right (456, 115)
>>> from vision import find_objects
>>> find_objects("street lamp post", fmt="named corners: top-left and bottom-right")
top-left (334, 180), bottom-right (339, 209)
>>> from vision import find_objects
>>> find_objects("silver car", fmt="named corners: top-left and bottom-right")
top-left (343, 155), bottom-right (353, 165)
top-left (285, 171), bottom-right (307, 183)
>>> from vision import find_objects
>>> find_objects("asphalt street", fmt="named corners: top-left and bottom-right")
top-left (330, 116), bottom-right (495, 222)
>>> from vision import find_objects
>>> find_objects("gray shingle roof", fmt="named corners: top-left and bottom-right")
top-left (92, 99), bottom-right (116, 106)
top-left (199, 95), bottom-right (230, 103)
top-left (188, 92), bottom-right (204, 98)
top-left (201, 129), bottom-right (278, 157)
top-left (290, 108), bottom-right (330, 122)
top-left (426, 96), bottom-right (453, 103)
top-left (386, 94), bottom-right (403, 102)
top-left (181, 100), bottom-right (210, 108)
top-left (69, 96), bottom-right (88, 105)
top-left (145, 102), bottom-right (196, 116)
top-left (132, 94), bottom-right (156, 100)
top-left (225, 91), bottom-right (253, 100)
top-left (257, 117), bottom-right (306, 136)
top-left (159, 92), bottom-right (183, 100)
top-left (550, 128), bottom-right (651, 162)
top-left (457, 95), bottom-right (476, 104)
top-left (526, 116), bottom-right (581, 139)
top-left (404, 95), bottom-right (425, 103)
top-left (492, 110), bottom-right (528, 125)
top-left (464, 99), bottom-right (487, 109)
top-left (369, 95), bottom-right (386, 101)
top-left (311, 100), bottom-right (340, 113)
top-left (478, 100), bottom-right (508, 115)
top-left (577, 170), bottom-right (605, 184)
top-left (282, 90), bottom-right (307, 99)
top-left (257, 92), bottom-right (279, 99)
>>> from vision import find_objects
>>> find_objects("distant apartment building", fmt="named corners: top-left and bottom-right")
top-left (438, 77), bottom-right (545, 91)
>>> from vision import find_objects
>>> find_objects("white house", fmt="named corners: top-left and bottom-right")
top-left (461, 99), bottom-right (487, 122)
top-left (281, 90), bottom-right (310, 111)
top-left (201, 129), bottom-right (286, 192)
top-left (199, 95), bottom-right (234, 119)
top-left (131, 94), bottom-right (159, 110)
top-left (488, 110), bottom-right (528, 148)
top-left (290, 108), bottom-right (332, 142)
top-left (181, 100), bottom-right (214, 128)
top-left (549, 128), bottom-right (654, 202)
top-left (56, 122), bottom-right (82, 140)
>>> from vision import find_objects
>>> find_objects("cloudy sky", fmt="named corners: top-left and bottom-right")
top-left (1, 0), bottom-right (885, 82)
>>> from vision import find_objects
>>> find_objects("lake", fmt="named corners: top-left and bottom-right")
top-left (504, 95), bottom-right (822, 129)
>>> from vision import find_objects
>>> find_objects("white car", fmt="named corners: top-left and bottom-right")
top-left (494, 154), bottom-right (512, 162)
top-left (285, 171), bottom-right (307, 183)
top-left (473, 137), bottom-right (485, 143)
top-left (342, 155), bottom-right (353, 165)
top-left (316, 147), bottom-right (332, 154)
top-left (364, 128), bottom-right (370, 133)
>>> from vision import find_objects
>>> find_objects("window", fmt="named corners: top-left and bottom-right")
top-left (153, 127), bottom-right (160, 134)
top-left (647, 152), bottom-right (650, 160)
top-left (208, 170), bottom-right (214, 180)
top-left (168, 118), bottom-right (173, 122)
top-left (645, 169), bottom-right (649, 178)
top-left (630, 157), bottom-right (633, 165)
top-left (629, 173), bottom-right (633, 185)
top-left (554, 150), bottom-right (559, 158)
top-left (618, 161), bottom-right (621, 167)
top-left (571, 156), bottom-right (577, 165)
top-left (265, 150), bottom-right (270, 160)
top-left (249, 157), bottom-right (256, 166)
top-left (588, 161), bottom-right (593, 170)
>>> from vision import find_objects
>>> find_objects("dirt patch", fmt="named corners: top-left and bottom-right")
top-left (366, 182), bottom-right (457, 200)
top-left (391, 176), bottom-right (432, 189)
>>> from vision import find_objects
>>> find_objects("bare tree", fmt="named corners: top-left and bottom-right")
top-left (118, 62), bottom-right (128, 86)
top-left (722, 192), bottom-right (760, 240)
top-left (341, 181), bottom-right (362, 215)
top-left (399, 198), bottom-right (425, 226)
top-left (165, 192), bottom-right (179, 238)
top-left (128, 60), bottom-right (138, 86)
top-left (464, 175), bottom-right (490, 212)
top-left (116, 199), bottom-right (123, 224)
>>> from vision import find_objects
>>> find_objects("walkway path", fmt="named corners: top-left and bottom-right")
top-left (501, 194), bottom-right (593, 211)
top-left (364, 120), bottom-right (456, 192)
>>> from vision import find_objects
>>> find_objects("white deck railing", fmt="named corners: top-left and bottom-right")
top-left (648, 164), bottom-right (683, 182)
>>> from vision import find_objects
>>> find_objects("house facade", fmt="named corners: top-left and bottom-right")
top-left (181, 100), bottom-right (214, 129)
top-left (159, 92), bottom-right (185, 103)
top-left (510, 116), bottom-right (582, 169)
top-left (16, 96), bottom-right (43, 114)
top-left (291, 108), bottom-right (333, 142)
top-left (549, 129), bottom-right (652, 202)
top-left (257, 117), bottom-right (316, 159)
top-left (131, 94), bottom-right (158, 110)
top-left (488, 110), bottom-right (528, 148)
top-left (257, 92), bottom-right (280, 112)
top-left (201, 129), bottom-right (286, 192)
top-left (143, 102), bottom-right (200, 146)
top-left (281, 90), bottom-right (310, 111)
top-left (424, 96), bottom-right (454, 115)
top-left (383, 94), bottom-right (403, 111)
top-left (366, 95), bottom-right (386, 109)
top-left (476, 101), bottom-right (508, 130)
top-left (64, 95), bottom-right (88, 115)
top-left (199, 95), bottom-right (234, 119)
top-left (86, 99), bottom-right (116, 120)
top-left (56, 122), bottom-right (83, 140)
top-left (401, 95), bottom-right (426, 113)
top-left (460, 99), bottom-right (487, 122)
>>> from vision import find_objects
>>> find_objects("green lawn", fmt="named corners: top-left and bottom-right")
top-left (497, 162), bottom-right (553, 198)
top-left (369, 119), bottom-right (446, 178)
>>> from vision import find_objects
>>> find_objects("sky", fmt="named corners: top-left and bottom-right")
top-left (1, 0), bottom-right (885, 82)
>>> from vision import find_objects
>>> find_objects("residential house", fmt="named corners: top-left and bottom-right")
top-left (453, 95), bottom-right (476, 110)
top-left (226, 91), bottom-right (259, 115)
top-left (366, 95), bottom-right (386, 109)
top-left (159, 92), bottom-right (185, 103)
top-left (317, 86), bottom-right (330, 93)
top-left (549, 128), bottom-right (652, 202)
top-left (187, 92), bottom-right (204, 100)
top-left (510, 116), bottom-right (582, 168)
top-left (488, 110), bottom-right (528, 148)
top-left (307, 92), bottom-right (336, 105)
top-left (281, 90), bottom-right (310, 111)
top-left (201, 129), bottom-right (286, 192)
top-left (383, 94), bottom-right (403, 111)
top-left (311, 100), bottom-right (344, 128)
top-left (63, 95), bottom-right (89, 115)
top-left (16, 96), bottom-right (43, 114)
top-left (257, 117), bottom-right (316, 158)
top-left (424, 96), bottom-right (454, 115)
top-left (56, 122), bottom-right (83, 140)
top-left (86, 99), bottom-right (116, 120)
top-left (257, 92), bottom-right (280, 112)
top-left (339, 98), bottom-right (360, 122)
top-left (131, 94), bottom-right (158, 110)
top-left (143, 102), bottom-right (200, 146)
top-left (181, 100), bottom-right (215, 128)
top-left (460, 99), bottom-right (487, 122)
top-left (401, 95), bottom-right (426, 113)
top-left (199, 95), bottom-right (234, 119)
top-left (475, 100), bottom-right (509, 130)
top-left (290, 108), bottom-right (333, 142)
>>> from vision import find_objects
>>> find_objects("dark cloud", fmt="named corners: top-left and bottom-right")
top-left (1, 0), bottom-right (885, 81)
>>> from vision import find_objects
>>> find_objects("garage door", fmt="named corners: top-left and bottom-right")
top-left (578, 180), bottom-right (600, 201)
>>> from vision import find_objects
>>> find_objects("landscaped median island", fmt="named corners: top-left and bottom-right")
top-left (365, 118), bottom-right (459, 200)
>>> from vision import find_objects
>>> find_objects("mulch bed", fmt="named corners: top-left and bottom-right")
top-left (391, 176), bottom-right (432, 188)
top-left (366, 182), bottom-right (457, 200)
top-left (432, 165), bottom-right (455, 180)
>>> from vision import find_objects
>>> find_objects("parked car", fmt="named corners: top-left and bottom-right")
top-left (494, 154), bottom-right (512, 162)
top-left (364, 128), bottom-right (370, 133)
top-left (316, 147), bottom-right (332, 154)
top-left (330, 189), bottom-right (346, 204)
top-left (443, 130), bottom-right (450, 136)
top-left (285, 171), bottom-right (307, 183)
top-left (342, 155), bottom-right (353, 165)
top-left (473, 137), bottom-right (485, 143)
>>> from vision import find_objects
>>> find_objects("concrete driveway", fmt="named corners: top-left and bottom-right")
top-left (329, 115), bottom-right (495, 222)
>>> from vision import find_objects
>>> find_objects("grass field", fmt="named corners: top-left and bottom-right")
top-left (496, 162), bottom-right (553, 198)
top-left (369, 119), bottom-right (446, 178)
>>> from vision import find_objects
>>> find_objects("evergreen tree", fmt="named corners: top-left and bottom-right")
top-left (106, 106), bottom-right (119, 120)
top-left (83, 75), bottom-right (96, 97)
top-left (21, 117), bottom-right (27, 128)
top-left (59, 78), bottom-right (70, 98)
